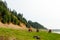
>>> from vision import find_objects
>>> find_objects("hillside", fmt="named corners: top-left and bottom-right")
top-left (0, 28), bottom-right (60, 40)
top-left (0, 22), bottom-right (27, 30)
top-left (0, 0), bottom-right (46, 29)
top-left (0, 0), bottom-right (60, 40)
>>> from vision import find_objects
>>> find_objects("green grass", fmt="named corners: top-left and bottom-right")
top-left (0, 28), bottom-right (60, 40)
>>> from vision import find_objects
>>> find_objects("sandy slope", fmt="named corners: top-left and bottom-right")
top-left (0, 22), bottom-right (27, 30)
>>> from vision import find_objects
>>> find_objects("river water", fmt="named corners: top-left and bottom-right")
top-left (52, 29), bottom-right (60, 34)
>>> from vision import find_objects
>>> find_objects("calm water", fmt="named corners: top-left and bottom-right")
top-left (52, 29), bottom-right (60, 34)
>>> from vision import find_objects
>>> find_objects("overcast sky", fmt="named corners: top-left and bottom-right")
top-left (2, 0), bottom-right (60, 29)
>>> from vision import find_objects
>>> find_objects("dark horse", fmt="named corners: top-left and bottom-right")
top-left (48, 29), bottom-right (52, 33)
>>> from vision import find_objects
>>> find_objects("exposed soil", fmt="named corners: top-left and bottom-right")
top-left (0, 22), bottom-right (27, 30)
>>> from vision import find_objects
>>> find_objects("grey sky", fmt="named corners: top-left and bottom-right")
top-left (3, 0), bottom-right (60, 29)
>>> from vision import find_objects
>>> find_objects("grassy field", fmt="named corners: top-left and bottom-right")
top-left (0, 28), bottom-right (60, 40)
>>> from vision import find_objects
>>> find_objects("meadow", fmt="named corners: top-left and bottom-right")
top-left (0, 28), bottom-right (60, 40)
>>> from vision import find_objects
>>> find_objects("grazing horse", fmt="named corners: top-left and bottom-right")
top-left (28, 27), bottom-right (32, 32)
top-left (48, 29), bottom-right (52, 33)
top-left (36, 29), bottom-right (39, 32)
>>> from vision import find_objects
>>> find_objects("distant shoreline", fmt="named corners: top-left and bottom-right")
top-left (52, 30), bottom-right (60, 34)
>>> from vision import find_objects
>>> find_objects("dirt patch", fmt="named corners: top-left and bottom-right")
top-left (0, 22), bottom-right (27, 30)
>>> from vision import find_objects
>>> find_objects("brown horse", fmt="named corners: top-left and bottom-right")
top-left (28, 27), bottom-right (32, 32)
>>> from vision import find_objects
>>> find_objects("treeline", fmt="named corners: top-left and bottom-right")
top-left (0, 0), bottom-right (46, 29)
top-left (0, 1), bottom-right (27, 25)
top-left (26, 20), bottom-right (46, 29)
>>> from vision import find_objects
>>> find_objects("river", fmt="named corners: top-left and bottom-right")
top-left (52, 29), bottom-right (60, 34)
